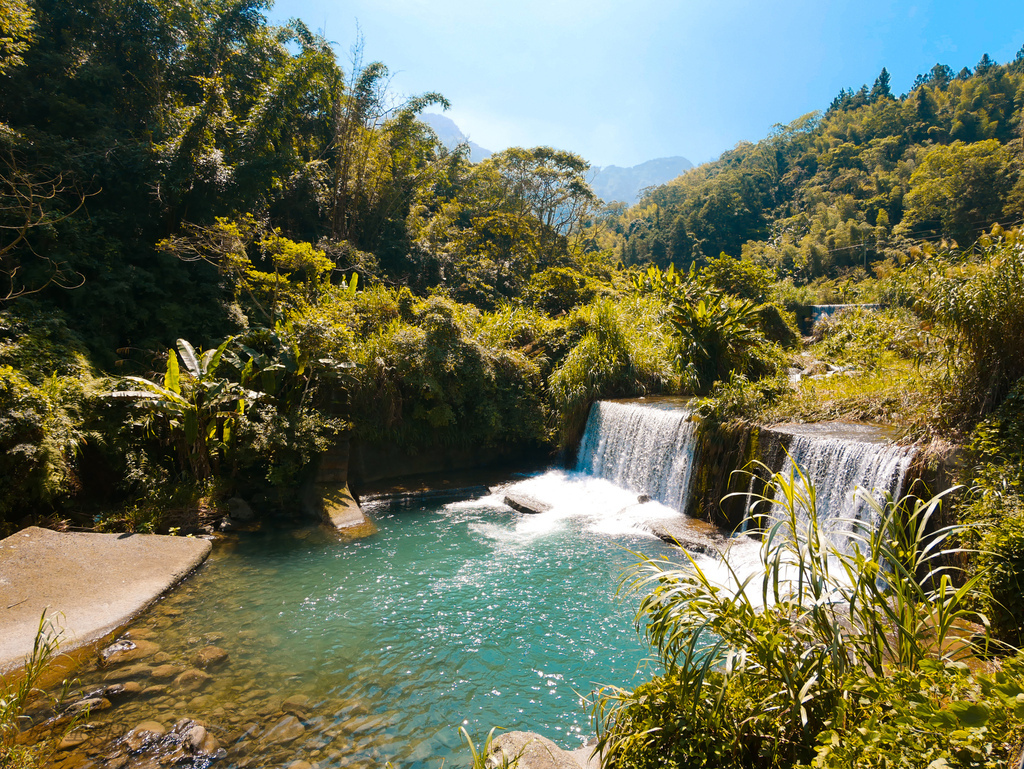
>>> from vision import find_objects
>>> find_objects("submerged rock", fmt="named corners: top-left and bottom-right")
top-left (102, 639), bottom-right (161, 665)
top-left (264, 715), bottom-right (305, 744)
top-left (193, 645), bottom-right (229, 669)
top-left (173, 668), bottom-right (212, 691)
top-left (124, 720), bottom-right (167, 751)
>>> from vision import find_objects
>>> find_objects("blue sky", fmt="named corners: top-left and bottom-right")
top-left (269, 0), bottom-right (1024, 168)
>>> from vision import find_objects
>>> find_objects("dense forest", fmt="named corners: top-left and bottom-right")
top-left (4, 0), bottom-right (1024, 766)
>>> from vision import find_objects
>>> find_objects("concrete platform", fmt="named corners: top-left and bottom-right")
top-left (0, 527), bottom-right (211, 674)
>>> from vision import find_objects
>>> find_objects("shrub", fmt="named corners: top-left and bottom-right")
top-left (352, 296), bottom-right (546, 451)
top-left (976, 505), bottom-right (1024, 648)
top-left (0, 366), bottom-right (86, 531)
top-left (816, 307), bottom-right (932, 371)
top-left (911, 237), bottom-right (1024, 425)
top-left (548, 296), bottom-right (673, 447)
top-left (525, 266), bottom-right (596, 315)
top-left (593, 475), bottom-right (1005, 769)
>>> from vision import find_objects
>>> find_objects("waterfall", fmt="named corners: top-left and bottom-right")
top-left (769, 427), bottom-right (917, 549)
top-left (575, 400), bottom-right (698, 514)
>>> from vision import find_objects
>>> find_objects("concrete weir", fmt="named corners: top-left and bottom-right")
top-left (0, 527), bottom-right (211, 674)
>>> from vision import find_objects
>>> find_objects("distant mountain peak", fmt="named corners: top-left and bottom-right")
top-left (420, 113), bottom-right (492, 163)
top-left (590, 157), bottom-right (694, 204)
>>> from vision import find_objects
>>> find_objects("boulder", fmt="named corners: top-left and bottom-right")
top-left (487, 731), bottom-right (584, 769)
top-left (227, 497), bottom-right (255, 521)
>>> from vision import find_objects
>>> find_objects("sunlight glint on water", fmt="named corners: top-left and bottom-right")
top-left (65, 496), bottom-right (678, 768)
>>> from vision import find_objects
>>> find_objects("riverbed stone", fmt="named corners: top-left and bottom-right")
top-left (174, 668), bottom-right (212, 691)
top-left (264, 715), bottom-right (305, 744)
top-left (58, 730), bottom-right (92, 750)
top-left (287, 762), bottom-right (313, 769)
top-left (193, 645), bottom-right (229, 669)
top-left (150, 664), bottom-right (182, 680)
top-left (112, 681), bottom-right (144, 700)
top-left (65, 696), bottom-right (111, 716)
top-left (125, 721), bottom-right (167, 751)
top-left (102, 639), bottom-right (162, 665)
top-left (282, 694), bottom-right (310, 714)
top-left (106, 663), bottom-right (153, 680)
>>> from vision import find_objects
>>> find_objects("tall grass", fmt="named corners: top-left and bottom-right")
top-left (906, 235), bottom-right (1024, 428)
top-left (592, 469), bottom-right (1008, 769)
top-left (1, 613), bottom-right (67, 769)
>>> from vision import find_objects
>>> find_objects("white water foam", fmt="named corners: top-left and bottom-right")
top-left (449, 470), bottom-right (681, 543)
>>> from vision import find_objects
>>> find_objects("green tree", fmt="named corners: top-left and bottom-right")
top-left (901, 139), bottom-right (1014, 242)
top-left (0, 0), bottom-right (33, 73)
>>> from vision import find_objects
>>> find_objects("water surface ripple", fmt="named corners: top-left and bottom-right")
top-left (45, 493), bottom-right (676, 768)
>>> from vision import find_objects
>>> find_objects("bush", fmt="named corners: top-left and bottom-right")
top-left (594, 477), bottom-right (1008, 769)
top-left (911, 237), bottom-right (1024, 425)
top-left (976, 504), bottom-right (1024, 648)
top-left (548, 296), bottom-right (673, 446)
top-left (525, 266), bottom-right (596, 315)
top-left (352, 296), bottom-right (546, 451)
top-left (0, 366), bottom-right (86, 532)
top-left (816, 307), bottom-right (931, 371)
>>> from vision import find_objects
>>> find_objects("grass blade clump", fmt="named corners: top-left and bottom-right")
top-left (593, 470), bottom-right (1024, 768)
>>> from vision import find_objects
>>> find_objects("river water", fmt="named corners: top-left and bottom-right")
top-left (41, 484), bottom-right (680, 769)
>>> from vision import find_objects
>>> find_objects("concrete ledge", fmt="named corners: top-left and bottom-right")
top-left (0, 527), bottom-right (212, 674)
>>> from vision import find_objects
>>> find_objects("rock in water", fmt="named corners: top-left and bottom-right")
top-left (102, 639), bottom-right (161, 665)
top-left (193, 645), bottom-right (229, 669)
top-left (264, 715), bottom-right (305, 744)
top-left (503, 493), bottom-right (552, 515)
top-left (173, 668), bottom-right (212, 691)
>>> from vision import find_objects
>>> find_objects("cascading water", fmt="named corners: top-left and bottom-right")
top-left (574, 400), bottom-right (698, 514)
top-left (769, 424), bottom-right (918, 550)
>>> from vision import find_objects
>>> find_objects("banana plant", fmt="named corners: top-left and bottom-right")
top-left (229, 321), bottom-right (357, 415)
top-left (109, 337), bottom-right (260, 480)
